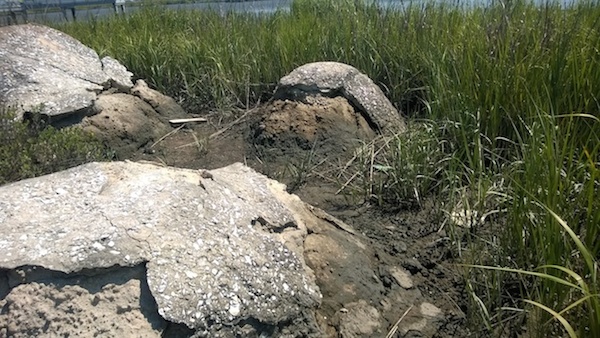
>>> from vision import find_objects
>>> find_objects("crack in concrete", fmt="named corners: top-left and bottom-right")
top-left (98, 210), bottom-right (153, 254)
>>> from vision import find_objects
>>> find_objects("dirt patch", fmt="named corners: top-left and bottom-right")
top-left (254, 96), bottom-right (375, 152)
top-left (251, 96), bottom-right (377, 194)
top-left (95, 97), bottom-right (471, 337)
top-left (0, 265), bottom-right (167, 337)
top-left (81, 93), bottom-right (179, 160)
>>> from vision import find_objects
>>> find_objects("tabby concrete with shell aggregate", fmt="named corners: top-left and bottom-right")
top-left (0, 161), bottom-right (322, 336)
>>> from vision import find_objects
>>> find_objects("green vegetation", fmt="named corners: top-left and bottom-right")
top-left (338, 121), bottom-right (453, 208)
top-left (0, 107), bottom-right (110, 185)
top-left (52, 0), bottom-right (599, 336)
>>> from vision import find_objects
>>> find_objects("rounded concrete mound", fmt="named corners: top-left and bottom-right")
top-left (273, 61), bottom-right (407, 134)
top-left (254, 95), bottom-right (375, 153)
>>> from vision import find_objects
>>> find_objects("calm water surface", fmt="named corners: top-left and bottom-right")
top-left (0, 0), bottom-right (584, 26)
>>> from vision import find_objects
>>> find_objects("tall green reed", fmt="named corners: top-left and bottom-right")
top-left (52, 0), bottom-right (600, 335)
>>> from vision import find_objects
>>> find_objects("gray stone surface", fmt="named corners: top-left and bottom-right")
top-left (80, 93), bottom-right (174, 159)
top-left (389, 266), bottom-right (414, 289)
top-left (335, 300), bottom-right (382, 338)
top-left (0, 265), bottom-right (166, 338)
top-left (0, 24), bottom-right (133, 121)
top-left (0, 161), bottom-right (322, 336)
top-left (131, 79), bottom-right (186, 117)
top-left (400, 302), bottom-right (445, 337)
top-left (275, 62), bottom-right (406, 133)
top-left (101, 56), bottom-right (135, 92)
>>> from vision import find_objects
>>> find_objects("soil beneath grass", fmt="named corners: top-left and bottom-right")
top-left (103, 96), bottom-right (473, 337)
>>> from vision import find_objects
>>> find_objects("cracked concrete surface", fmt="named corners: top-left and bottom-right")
top-left (0, 161), bottom-right (322, 336)
top-left (0, 24), bottom-right (133, 120)
top-left (0, 264), bottom-right (167, 338)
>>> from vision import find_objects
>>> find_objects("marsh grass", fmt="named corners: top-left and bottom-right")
top-left (337, 121), bottom-right (455, 207)
top-left (53, 0), bottom-right (600, 335)
top-left (0, 107), bottom-right (111, 184)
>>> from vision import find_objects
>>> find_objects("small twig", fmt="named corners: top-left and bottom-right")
top-left (425, 279), bottom-right (465, 318)
top-left (386, 305), bottom-right (414, 338)
top-left (209, 107), bottom-right (258, 140)
top-left (154, 156), bottom-right (167, 166)
top-left (369, 142), bottom-right (375, 197)
top-left (175, 142), bottom-right (196, 149)
top-left (311, 166), bottom-right (343, 183)
top-left (337, 140), bottom-right (375, 179)
top-left (169, 117), bottom-right (207, 124)
top-left (173, 133), bottom-right (206, 150)
top-left (336, 171), bottom-right (360, 195)
top-left (337, 151), bottom-right (360, 179)
top-left (437, 217), bottom-right (448, 233)
top-left (151, 123), bottom-right (186, 148)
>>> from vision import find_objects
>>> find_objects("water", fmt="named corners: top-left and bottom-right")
top-left (1, 0), bottom-right (297, 26)
top-left (2, 0), bottom-right (292, 25)
top-left (0, 0), bottom-right (586, 26)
